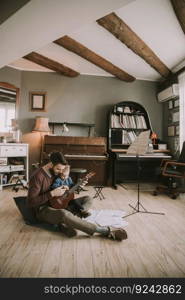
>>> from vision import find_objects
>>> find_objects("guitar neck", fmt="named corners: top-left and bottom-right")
top-left (68, 181), bottom-right (82, 194)
top-left (62, 180), bottom-right (83, 199)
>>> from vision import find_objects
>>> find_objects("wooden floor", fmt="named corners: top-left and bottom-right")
top-left (0, 185), bottom-right (185, 278)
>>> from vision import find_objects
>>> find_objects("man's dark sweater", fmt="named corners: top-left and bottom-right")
top-left (27, 167), bottom-right (54, 214)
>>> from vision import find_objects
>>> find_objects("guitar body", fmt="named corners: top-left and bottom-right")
top-left (49, 171), bottom-right (95, 209)
top-left (50, 192), bottom-right (74, 209)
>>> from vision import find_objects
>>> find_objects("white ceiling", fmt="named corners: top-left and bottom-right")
top-left (1, 0), bottom-right (185, 81)
top-left (0, 0), bottom-right (133, 68)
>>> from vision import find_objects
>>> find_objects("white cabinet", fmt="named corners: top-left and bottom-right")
top-left (0, 143), bottom-right (29, 190)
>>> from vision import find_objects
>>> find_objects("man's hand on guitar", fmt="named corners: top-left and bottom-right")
top-left (50, 186), bottom-right (68, 198)
top-left (62, 185), bottom-right (69, 190)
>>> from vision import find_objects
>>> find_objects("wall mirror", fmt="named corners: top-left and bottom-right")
top-left (0, 82), bottom-right (19, 136)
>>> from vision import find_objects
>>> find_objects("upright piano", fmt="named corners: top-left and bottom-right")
top-left (42, 135), bottom-right (109, 185)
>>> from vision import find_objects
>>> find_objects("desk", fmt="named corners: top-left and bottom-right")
top-left (111, 152), bottom-right (172, 189)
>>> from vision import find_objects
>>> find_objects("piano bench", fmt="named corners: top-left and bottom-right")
top-left (93, 185), bottom-right (105, 200)
top-left (70, 168), bottom-right (87, 193)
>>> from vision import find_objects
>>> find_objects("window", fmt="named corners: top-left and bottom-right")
top-left (0, 85), bottom-right (16, 132)
top-left (0, 102), bottom-right (16, 131)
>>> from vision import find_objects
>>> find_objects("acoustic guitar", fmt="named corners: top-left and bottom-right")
top-left (49, 172), bottom-right (95, 209)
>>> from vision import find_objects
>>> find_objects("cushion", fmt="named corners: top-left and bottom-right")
top-left (13, 197), bottom-right (60, 232)
top-left (13, 196), bottom-right (38, 225)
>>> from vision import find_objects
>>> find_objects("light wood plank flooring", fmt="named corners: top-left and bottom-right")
top-left (0, 185), bottom-right (185, 278)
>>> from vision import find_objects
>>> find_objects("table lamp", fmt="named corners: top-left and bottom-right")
top-left (32, 117), bottom-right (50, 132)
top-left (151, 132), bottom-right (157, 145)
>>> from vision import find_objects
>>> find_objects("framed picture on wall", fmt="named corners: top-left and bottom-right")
top-left (174, 99), bottom-right (179, 108)
top-left (168, 126), bottom-right (175, 137)
top-left (30, 92), bottom-right (46, 111)
top-left (168, 100), bottom-right (173, 109)
top-left (172, 111), bottom-right (179, 123)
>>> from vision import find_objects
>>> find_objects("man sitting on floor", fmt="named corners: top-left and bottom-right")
top-left (27, 151), bottom-right (127, 241)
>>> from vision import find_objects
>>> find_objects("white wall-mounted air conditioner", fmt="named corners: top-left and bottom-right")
top-left (157, 84), bottom-right (179, 102)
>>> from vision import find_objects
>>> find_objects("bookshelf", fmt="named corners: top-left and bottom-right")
top-left (108, 101), bottom-right (172, 187)
top-left (108, 101), bottom-right (152, 151)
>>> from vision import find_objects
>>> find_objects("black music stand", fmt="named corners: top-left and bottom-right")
top-left (122, 131), bottom-right (165, 218)
top-left (123, 154), bottom-right (165, 218)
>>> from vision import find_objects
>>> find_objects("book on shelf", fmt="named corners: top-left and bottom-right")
top-left (0, 158), bottom-right (8, 165)
top-left (127, 131), bottom-right (137, 143)
top-left (111, 113), bottom-right (147, 129)
top-left (112, 130), bottom-right (137, 145)
top-left (115, 105), bottom-right (143, 114)
top-left (124, 106), bottom-right (131, 113)
top-left (130, 115), bottom-right (137, 129)
top-left (135, 115), bottom-right (147, 129)
top-left (122, 131), bottom-right (129, 145)
top-left (111, 114), bottom-right (122, 128)
top-left (122, 130), bottom-right (137, 145)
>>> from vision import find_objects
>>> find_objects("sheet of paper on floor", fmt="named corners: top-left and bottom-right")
top-left (83, 209), bottom-right (128, 228)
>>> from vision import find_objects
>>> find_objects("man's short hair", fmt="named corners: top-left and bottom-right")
top-left (50, 151), bottom-right (67, 165)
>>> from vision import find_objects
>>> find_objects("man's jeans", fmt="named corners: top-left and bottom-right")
top-left (36, 196), bottom-right (97, 235)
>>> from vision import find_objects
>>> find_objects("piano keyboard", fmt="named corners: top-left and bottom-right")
top-left (118, 153), bottom-right (171, 158)
top-left (65, 154), bottom-right (107, 158)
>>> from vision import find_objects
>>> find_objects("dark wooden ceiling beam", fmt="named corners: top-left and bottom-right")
top-left (54, 36), bottom-right (135, 82)
top-left (171, 0), bottom-right (185, 34)
top-left (97, 13), bottom-right (171, 78)
top-left (23, 52), bottom-right (79, 77)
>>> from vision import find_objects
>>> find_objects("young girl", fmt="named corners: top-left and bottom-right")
top-left (50, 165), bottom-right (90, 218)
top-left (51, 165), bottom-right (73, 190)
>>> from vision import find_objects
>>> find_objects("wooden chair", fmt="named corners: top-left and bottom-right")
top-left (153, 142), bottom-right (185, 199)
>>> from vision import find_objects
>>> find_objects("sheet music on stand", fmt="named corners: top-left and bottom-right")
top-left (126, 130), bottom-right (150, 155)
